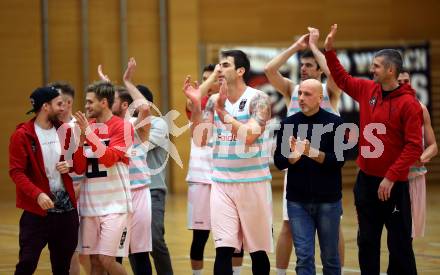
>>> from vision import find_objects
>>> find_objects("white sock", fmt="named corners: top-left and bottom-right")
top-left (232, 266), bottom-right (241, 275)
top-left (276, 269), bottom-right (287, 275)
top-left (341, 267), bottom-right (344, 275)
top-left (192, 269), bottom-right (202, 275)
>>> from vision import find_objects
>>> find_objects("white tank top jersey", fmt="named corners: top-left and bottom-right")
top-left (128, 117), bottom-right (151, 189)
top-left (287, 83), bottom-right (339, 116)
top-left (186, 138), bottom-right (214, 184)
top-left (212, 86), bottom-right (272, 184)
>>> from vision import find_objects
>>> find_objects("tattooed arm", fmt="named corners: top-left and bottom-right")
top-left (216, 90), bottom-right (271, 145)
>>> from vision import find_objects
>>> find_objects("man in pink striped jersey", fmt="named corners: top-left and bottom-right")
top-left (73, 81), bottom-right (134, 275)
top-left (184, 50), bottom-right (273, 275)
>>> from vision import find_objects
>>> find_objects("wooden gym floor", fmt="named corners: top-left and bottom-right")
top-left (0, 184), bottom-right (439, 274)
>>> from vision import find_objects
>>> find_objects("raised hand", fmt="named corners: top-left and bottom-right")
top-left (215, 80), bottom-right (228, 112)
top-left (122, 57), bottom-right (136, 82)
top-left (97, 65), bottom-right (111, 82)
top-left (213, 63), bottom-right (221, 75)
top-left (123, 57), bottom-right (136, 82)
top-left (324, 24), bottom-right (338, 51)
top-left (73, 111), bottom-right (90, 134)
top-left (307, 27), bottom-right (320, 48)
top-left (294, 34), bottom-right (310, 51)
top-left (183, 76), bottom-right (201, 106)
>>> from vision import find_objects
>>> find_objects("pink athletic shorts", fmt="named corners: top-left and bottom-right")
top-left (79, 213), bottom-right (130, 257)
top-left (409, 174), bottom-right (426, 238)
top-left (129, 186), bottom-right (152, 253)
top-left (211, 181), bottom-right (273, 253)
top-left (187, 183), bottom-right (211, 230)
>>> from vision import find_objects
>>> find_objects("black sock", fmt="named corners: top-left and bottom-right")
top-left (250, 250), bottom-right (270, 275)
top-left (214, 247), bottom-right (235, 275)
top-left (190, 230), bottom-right (210, 261)
top-left (128, 252), bottom-right (152, 275)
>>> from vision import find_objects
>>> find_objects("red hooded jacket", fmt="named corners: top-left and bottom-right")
top-left (9, 118), bottom-right (80, 216)
top-left (325, 50), bottom-right (423, 182)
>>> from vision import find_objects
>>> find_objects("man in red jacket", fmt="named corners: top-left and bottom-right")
top-left (323, 24), bottom-right (422, 275)
top-left (9, 86), bottom-right (81, 274)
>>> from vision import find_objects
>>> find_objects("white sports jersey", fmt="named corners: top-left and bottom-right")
top-left (128, 117), bottom-right (151, 188)
top-left (212, 87), bottom-right (272, 183)
top-left (186, 138), bottom-right (214, 184)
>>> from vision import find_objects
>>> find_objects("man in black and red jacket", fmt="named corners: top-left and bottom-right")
top-left (324, 25), bottom-right (422, 275)
top-left (9, 86), bottom-right (82, 274)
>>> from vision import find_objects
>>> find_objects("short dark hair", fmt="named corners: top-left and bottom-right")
top-left (49, 81), bottom-right (75, 98)
top-left (220, 50), bottom-right (251, 83)
top-left (300, 50), bottom-right (320, 70)
top-left (86, 81), bottom-right (115, 108)
top-left (203, 64), bottom-right (216, 73)
top-left (136, 85), bottom-right (154, 103)
top-left (374, 49), bottom-right (403, 77)
top-left (115, 86), bottom-right (133, 105)
top-left (400, 68), bottom-right (410, 75)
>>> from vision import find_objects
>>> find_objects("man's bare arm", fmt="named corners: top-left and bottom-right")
top-left (308, 27), bottom-right (342, 112)
top-left (183, 77), bottom-right (214, 146)
top-left (420, 103), bottom-right (438, 163)
top-left (264, 34), bottom-right (309, 102)
top-left (216, 91), bottom-right (271, 145)
top-left (123, 58), bottom-right (151, 143)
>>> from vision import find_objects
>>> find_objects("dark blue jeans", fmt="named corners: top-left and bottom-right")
top-left (287, 200), bottom-right (342, 275)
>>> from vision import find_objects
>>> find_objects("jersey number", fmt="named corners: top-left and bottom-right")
top-left (85, 140), bottom-right (109, 178)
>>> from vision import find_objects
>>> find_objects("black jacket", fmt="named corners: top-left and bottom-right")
top-left (274, 108), bottom-right (346, 203)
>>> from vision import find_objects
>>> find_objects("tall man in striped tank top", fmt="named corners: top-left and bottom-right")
top-left (264, 27), bottom-right (344, 275)
top-left (185, 64), bottom-right (244, 275)
top-left (184, 50), bottom-right (273, 275)
top-left (73, 81), bottom-right (134, 275)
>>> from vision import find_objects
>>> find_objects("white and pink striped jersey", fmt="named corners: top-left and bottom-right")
top-left (212, 87), bottom-right (272, 183)
top-left (186, 139), bottom-right (214, 184)
top-left (77, 116), bottom-right (133, 217)
top-left (128, 117), bottom-right (151, 189)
